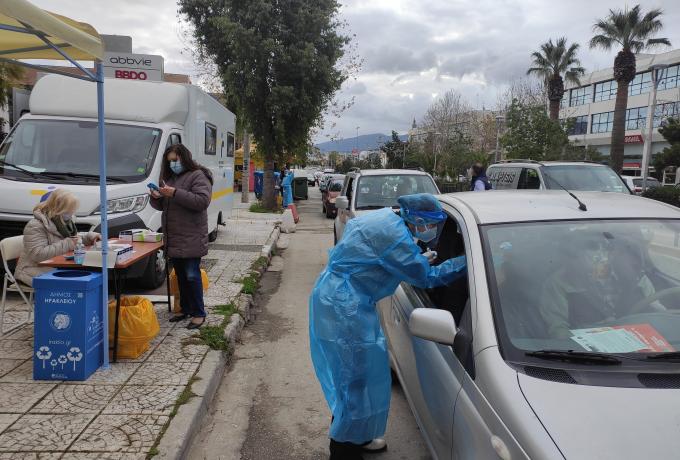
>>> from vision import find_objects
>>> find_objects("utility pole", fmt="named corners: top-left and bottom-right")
top-left (494, 115), bottom-right (505, 163)
top-left (641, 64), bottom-right (668, 191)
top-left (241, 130), bottom-right (250, 203)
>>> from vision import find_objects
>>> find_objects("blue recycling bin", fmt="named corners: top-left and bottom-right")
top-left (33, 270), bottom-right (104, 381)
top-left (254, 171), bottom-right (264, 199)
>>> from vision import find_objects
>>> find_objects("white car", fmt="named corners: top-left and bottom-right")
top-left (333, 168), bottom-right (439, 244)
top-left (621, 175), bottom-right (661, 195)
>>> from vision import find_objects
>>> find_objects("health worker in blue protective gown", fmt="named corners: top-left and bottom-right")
top-left (309, 193), bottom-right (467, 460)
top-left (282, 170), bottom-right (294, 208)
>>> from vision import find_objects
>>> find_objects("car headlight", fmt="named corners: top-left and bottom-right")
top-left (94, 194), bottom-right (149, 214)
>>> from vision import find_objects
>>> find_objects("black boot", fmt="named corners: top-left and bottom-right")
top-left (329, 439), bottom-right (364, 460)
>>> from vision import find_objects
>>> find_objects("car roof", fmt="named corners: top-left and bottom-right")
top-left (354, 169), bottom-right (431, 176)
top-left (488, 161), bottom-right (611, 168)
top-left (439, 191), bottom-right (680, 224)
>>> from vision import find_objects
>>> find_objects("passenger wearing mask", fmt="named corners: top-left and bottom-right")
top-left (309, 193), bottom-right (467, 460)
top-left (470, 163), bottom-right (492, 191)
top-left (150, 144), bottom-right (212, 329)
top-left (16, 189), bottom-right (100, 286)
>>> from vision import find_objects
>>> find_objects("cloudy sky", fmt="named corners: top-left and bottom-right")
top-left (31, 0), bottom-right (680, 143)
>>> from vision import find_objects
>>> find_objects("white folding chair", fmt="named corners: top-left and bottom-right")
top-left (0, 235), bottom-right (34, 335)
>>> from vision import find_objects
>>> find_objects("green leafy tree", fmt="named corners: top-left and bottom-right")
top-left (380, 131), bottom-right (407, 168)
top-left (527, 37), bottom-right (585, 120)
top-left (0, 63), bottom-right (24, 130)
top-left (180, 0), bottom-right (349, 209)
top-left (590, 5), bottom-right (670, 174)
top-left (501, 99), bottom-right (570, 160)
top-left (652, 118), bottom-right (680, 180)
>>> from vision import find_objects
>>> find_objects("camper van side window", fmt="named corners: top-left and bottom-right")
top-left (205, 123), bottom-right (217, 156)
top-left (166, 133), bottom-right (182, 150)
top-left (227, 132), bottom-right (235, 157)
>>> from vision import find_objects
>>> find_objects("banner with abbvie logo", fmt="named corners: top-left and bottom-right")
top-left (103, 52), bottom-right (164, 82)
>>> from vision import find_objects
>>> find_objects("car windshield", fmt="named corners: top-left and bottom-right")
top-left (542, 165), bottom-right (627, 193)
top-left (0, 119), bottom-right (162, 183)
top-left (329, 180), bottom-right (343, 192)
top-left (483, 219), bottom-right (680, 359)
top-left (633, 177), bottom-right (660, 187)
top-left (355, 174), bottom-right (438, 210)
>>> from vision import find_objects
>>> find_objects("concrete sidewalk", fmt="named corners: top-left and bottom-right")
top-left (0, 204), bottom-right (280, 458)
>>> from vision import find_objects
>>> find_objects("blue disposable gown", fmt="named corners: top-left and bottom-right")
top-left (309, 208), bottom-right (466, 443)
top-left (282, 172), bottom-right (294, 208)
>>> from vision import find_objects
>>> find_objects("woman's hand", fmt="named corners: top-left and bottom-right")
top-left (159, 184), bottom-right (176, 198)
top-left (149, 189), bottom-right (162, 199)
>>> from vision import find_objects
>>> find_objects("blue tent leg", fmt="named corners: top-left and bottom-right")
top-left (96, 61), bottom-right (110, 369)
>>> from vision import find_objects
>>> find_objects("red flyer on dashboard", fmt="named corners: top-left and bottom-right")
top-left (613, 324), bottom-right (675, 352)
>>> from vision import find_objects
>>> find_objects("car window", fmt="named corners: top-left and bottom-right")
top-left (483, 219), bottom-right (680, 361)
top-left (542, 165), bottom-right (627, 193)
top-left (354, 174), bottom-right (438, 210)
top-left (488, 167), bottom-right (522, 190)
top-left (633, 178), bottom-right (660, 187)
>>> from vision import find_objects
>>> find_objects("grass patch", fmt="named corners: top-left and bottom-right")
top-left (251, 256), bottom-right (269, 271)
top-left (249, 201), bottom-right (282, 214)
top-left (241, 273), bottom-right (259, 295)
top-left (147, 447), bottom-right (159, 458)
top-left (214, 303), bottom-right (238, 317)
top-left (197, 325), bottom-right (229, 351)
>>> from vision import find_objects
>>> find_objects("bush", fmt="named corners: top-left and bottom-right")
top-left (642, 186), bottom-right (680, 207)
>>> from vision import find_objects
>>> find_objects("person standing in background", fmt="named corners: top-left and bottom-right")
top-left (470, 163), bottom-right (492, 191)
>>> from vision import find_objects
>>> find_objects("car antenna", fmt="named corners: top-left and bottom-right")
top-left (541, 170), bottom-right (587, 212)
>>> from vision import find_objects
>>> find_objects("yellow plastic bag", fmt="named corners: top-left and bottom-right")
top-left (169, 269), bottom-right (209, 313)
top-left (108, 296), bottom-right (160, 359)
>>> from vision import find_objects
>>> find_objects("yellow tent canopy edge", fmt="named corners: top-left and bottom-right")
top-left (0, 0), bottom-right (103, 61)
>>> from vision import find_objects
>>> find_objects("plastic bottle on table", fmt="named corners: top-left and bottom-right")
top-left (74, 237), bottom-right (86, 265)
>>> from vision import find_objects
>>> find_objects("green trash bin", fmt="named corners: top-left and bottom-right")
top-left (293, 177), bottom-right (308, 200)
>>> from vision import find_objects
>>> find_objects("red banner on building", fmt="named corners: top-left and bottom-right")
top-left (624, 134), bottom-right (644, 144)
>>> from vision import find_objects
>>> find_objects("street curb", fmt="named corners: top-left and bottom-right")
top-left (156, 349), bottom-right (227, 460)
top-left (260, 226), bottom-right (281, 259)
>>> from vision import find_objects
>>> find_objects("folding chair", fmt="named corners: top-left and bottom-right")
top-left (0, 235), bottom-right (34, 335)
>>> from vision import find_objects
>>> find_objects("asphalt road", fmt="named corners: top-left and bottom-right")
top-left (188, 186), bottom-right (431, 460)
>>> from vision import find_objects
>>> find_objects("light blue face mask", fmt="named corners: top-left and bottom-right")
top-left (415, 226), bottom-right (437, 243)
top-left (62, 214), bottom-right (72, 222)
top-left (170, 160), bottom-right (184, 175)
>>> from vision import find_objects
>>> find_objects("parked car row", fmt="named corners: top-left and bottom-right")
top-left (327, 162), bottom-right (680, 460)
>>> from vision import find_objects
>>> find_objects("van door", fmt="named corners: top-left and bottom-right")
top-left (487, 167), bottom-right (521, 190)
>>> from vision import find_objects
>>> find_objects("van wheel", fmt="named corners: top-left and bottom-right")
top-left (140, 248), bottom-right (166, 289)
top-left (208, 213), bottom-right (222, 243)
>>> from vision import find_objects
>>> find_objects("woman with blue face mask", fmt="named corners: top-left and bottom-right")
top-left (309, 193), bottom-right (467, 459)
top-left (149, 144), bottom-right (213, 329)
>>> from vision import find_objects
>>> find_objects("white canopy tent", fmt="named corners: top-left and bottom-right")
top-left (0, 0), bottom-right (113, 367)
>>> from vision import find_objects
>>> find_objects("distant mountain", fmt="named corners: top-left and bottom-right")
top-left (315, 133), bottom-right (408, 153)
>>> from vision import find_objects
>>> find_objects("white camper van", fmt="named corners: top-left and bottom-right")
top-left (0, 75), bottom-right (236, 287)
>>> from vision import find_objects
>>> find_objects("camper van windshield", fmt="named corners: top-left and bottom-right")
top-left (0, 120), bottom-right (162, 183)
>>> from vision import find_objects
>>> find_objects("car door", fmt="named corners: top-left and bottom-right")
top-left (334, 174), bottom-right (354, 240)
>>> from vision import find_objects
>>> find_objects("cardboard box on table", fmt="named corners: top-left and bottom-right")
top-left (33, 270), bottom-right (104, 381)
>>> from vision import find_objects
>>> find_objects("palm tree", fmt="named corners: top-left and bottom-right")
top-left (528, 38), bottom-right (585, 121)
top-left (590, 5), bottom-right (670, 173)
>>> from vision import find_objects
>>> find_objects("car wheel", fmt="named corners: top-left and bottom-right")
top-left (140, 247), bottom-right (166, 289)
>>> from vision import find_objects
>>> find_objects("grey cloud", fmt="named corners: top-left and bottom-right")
top-left (364, 47), bottom-right (437, 73)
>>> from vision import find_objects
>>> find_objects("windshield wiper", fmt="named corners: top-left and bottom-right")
top-left (42, 172), bottom-right (127, 183)
top-left (0, 160), bottom-right (42, 178)
top-left (646, 351), bottom-right (680, 361)
top-left (526, 349), bottom-right (621, 365)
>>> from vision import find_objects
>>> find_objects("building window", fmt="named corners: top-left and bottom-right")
top-left (594, 80), bottom-right (617, 102)
top-left (567, 115), bottom-right (588, 135)
top-left (626, 106), bottom-right (647, 130)
top-left (226, 132), bottom-right (235, 157)
top-left (629, 71), bottom-right (653, 96)
top-left (560, 93), bottom-right (568, 109)
top-left (658, 64), bottom-right (680, 91)
top-left (591, 111), bottom-right (614, 133)
top-left (655, 101), bottom-right (680, 127)
top-left (569, 86), bottom-right (592, 107)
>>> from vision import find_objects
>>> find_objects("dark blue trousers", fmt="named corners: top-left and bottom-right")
top-left (172, 257), bottom-right (206, 318)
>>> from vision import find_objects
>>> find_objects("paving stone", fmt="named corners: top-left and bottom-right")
top-left (0, 453), bottom-right (63, 459)
top-left (1, 327), bottom-right (33, 341)
top-left (0, 413), bottom-right (94, 451)
top-left (0, 383), bottom-right (55, 412)
top-left (103, 385), bottom-right (184, 415)
top-left (146, 337), bottom-right (208, 363)
top-left (61, 453), bottom-right (145, 459)
top-left (69, 414), bottom-right (168, 453)
top-left (0, 359), bottom-right (26, 378)
top-left (0, 414), bottom-right (20, 434)
top-left (127, 361), bottom-right (199, 386)
top-left (30, 384), bottom-right (120, 414)
top-left (0, 340), bottom-right (33, 360)
top-left (64, 363), bottom-right (140, 386)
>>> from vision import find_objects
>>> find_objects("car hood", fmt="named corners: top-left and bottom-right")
top-left (518, 372), bottom-right (680, 459)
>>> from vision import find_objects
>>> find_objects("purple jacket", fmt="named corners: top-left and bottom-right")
top-left (150, 169), bottom-right (212, 258)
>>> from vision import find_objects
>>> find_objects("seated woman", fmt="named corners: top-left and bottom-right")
top-left (15, 189), bottom-right (100, 286)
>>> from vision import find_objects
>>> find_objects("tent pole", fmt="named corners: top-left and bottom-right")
top-left (96, 61), bottom-right (110, 369)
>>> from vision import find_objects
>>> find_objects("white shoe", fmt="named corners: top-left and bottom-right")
top-left (362, 438), bottom-right (387, 452)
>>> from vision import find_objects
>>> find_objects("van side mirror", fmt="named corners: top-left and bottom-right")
top-left (409, 308), bottom-right (457, 345)
top-left (336, 196), bottom-right (349, 210)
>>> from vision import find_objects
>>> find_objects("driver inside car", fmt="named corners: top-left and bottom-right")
top-left (539, 232), bottom-right (657, 339)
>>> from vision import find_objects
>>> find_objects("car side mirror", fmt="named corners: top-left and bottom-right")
top-left (336, 196), bottom-right (349, 210)
top-left (409, 308), bottom-right (457, 345)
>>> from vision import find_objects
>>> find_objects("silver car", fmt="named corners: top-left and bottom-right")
top-left (334, 168), bottom-right (439, 244)
top-left (378, 190), bottom-right (680, 459)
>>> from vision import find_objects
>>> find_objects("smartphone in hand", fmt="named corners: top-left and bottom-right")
top-left (147, 183), bottom-right (160, 192)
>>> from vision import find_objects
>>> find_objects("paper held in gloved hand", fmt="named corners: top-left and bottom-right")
top-left (423, 250), bottom-right (438, 264)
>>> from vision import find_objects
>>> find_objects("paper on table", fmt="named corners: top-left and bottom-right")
top-left (570, 324), bottom-right (675, 353)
